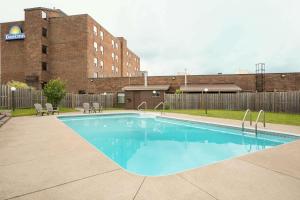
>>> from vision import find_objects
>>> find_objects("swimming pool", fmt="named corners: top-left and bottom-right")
top-left (59, 113), bottom-right (298, 176)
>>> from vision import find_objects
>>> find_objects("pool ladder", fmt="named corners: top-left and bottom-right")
top-left (255, 110), bottom-right (266, 134)
top-left (242, 109), bottom-right (266, 135)
top-left (137, 101), bottom-right (147, 111)
top-left (154, 101), bottom-right (165, 115)
top-left (242, 109), bottom-right (252, 132)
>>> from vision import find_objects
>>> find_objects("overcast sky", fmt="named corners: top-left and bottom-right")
top-left (1, 0), bottom-right (299, 75)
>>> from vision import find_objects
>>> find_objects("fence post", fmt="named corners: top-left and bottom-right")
top-left (8, 86), bottom-right (11, 109)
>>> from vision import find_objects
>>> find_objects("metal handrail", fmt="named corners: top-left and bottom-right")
top-left (255, 110), bottom-right (266, 135)
top-left (242, 109), bottom-right (252, 131)
top-left (154, 101), bottom-right (165, 115)
top-left (137, 101), bottom-right (147, 111)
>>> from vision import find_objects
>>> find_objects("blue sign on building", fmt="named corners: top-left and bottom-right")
top-left (5, 25), bottom-right (25, 41)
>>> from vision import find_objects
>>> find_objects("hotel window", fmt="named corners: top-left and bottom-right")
top-left (115, 43), bottom-right (118, 49)
top-left (126, 51), bottom-right (128, 56)
top-left (94, 58), bottom-right (98, 67)
top-left (112, 40), bottom-right (115, 48)
top-left (116, 67), bottom-right (119, 73)
top-left (93, 26), bottom-right (97, 35)
top-left (100, 46), bottom-right (104, 55)
top-left (112, 65), bottom-right (115, 72)
top-left (112, 53), bottom-right (115, 60)
top-left (42, 11), bottom-right (47, 19)
top-left (42, 62), bottom-right (47, 71)
top-left (42, 28), bottom-right (47, 37)
top-left (100, 60), bottom-right (104, 68)
top-left (126, 62), bottom-right (129, 67)
top-left (100, 31), bottom-right (104, 40)
top-left (93, 72), bottom-right (98, 78)
top-left (126, 72), bottom-right (129, 76)
top-left (116, 55), bottom-right (118, 62)
top-left (94, 42), bottom-right (98, 51)
top-left (42, 45), bottom-right (48, 54)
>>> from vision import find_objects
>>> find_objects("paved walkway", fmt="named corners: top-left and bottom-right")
top-left (0, 111), bottom-right (299, 200)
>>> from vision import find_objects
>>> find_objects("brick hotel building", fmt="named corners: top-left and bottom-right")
top-left (0, 7), bottom-right (141, 92)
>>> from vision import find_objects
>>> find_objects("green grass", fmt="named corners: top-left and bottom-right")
top-left (11, 107), bottom-right (77, 117)
top-left (154, 109), bottom-right (300, 126)
top-left (8, 107), bottom-right (122, 117)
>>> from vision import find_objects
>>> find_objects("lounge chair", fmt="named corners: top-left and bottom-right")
top-left (45, 103), bottom-right (59, 115)
top-left (34, 103), bottom-right (47, 116)
top-left (83, 103), bottom-right (94, 113)
top-left (92, 102), bottom-right (103, 113)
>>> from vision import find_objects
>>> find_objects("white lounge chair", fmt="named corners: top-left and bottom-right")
top-left (45, 103), bottom-right (59, 115)
top-left (34, 103), bottom-right (47, 116)
top-left (83, 103), bottom-right (94, 113)
top-left (92, 102), bottom-right (103, 113)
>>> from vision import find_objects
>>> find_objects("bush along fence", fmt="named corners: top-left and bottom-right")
top-left (0, 85), bottom-right (114, 109)
top-left (165, 91), bottom-right (300, 114)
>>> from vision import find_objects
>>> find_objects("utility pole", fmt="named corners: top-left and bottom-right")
top-left (184, 68), bottom-right (187, 86)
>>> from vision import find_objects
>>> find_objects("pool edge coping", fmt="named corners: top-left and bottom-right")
top-left (57, 111), bottom-right (300, 138)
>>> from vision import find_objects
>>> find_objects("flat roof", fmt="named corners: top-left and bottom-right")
top-left (24, 7), bottom-right (67, 16)
top-left (122, 85), bottom-right (170, 91)
top-left (180, 84), bottom-right (242, 92)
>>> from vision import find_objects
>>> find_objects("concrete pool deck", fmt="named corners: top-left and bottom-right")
top-left (0, 111), bottom-right (299, 200)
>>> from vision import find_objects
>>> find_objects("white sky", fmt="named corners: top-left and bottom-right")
top-left (1, 0), bottom-right (299, 75)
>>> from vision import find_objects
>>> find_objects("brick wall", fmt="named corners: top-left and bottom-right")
top-left (24, 9), bottom-right (45, 88)
top-left (86, 16), bottom-right (140, 79)
top-left (48, 15), bottom-right (89, 92)
top-left (88, 73), bottom-right (300, 93)
top-left (125, 90), bottom-right (166, 109)
top-left (0, 21), bottom-right (26, 84)
top-left (87, 16), bottom-right (121, 78)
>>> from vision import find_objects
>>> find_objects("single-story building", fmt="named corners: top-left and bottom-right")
top-left (122, 85), bottom-right (170, 109)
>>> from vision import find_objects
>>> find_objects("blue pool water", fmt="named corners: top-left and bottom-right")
top-left (59, 113), bottom-right (297, 176)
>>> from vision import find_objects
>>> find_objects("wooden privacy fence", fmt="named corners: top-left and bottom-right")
top-left (165, 92), bottom-right (300, 113)
top-left (59, 93), bottom-right (114, 108)
top-left (0, 85), bottom-right (114, 109)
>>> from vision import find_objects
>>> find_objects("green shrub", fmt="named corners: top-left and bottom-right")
top-left (175, 89), bottom-right (182, 94)
top-left (7, 80), bottom-right (32, 89)
top-left (43, 79), bottom-right (66, 107)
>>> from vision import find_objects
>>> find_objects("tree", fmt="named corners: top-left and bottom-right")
top-left (7, 80), bottom-right (31, 89)
top-left (43, 79), bottom-right (66, 107)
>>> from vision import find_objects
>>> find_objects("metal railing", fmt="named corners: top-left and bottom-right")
top-left (255, 110), bottom-right (266, 135)
top-left (137, 101), bottom-right (147, 111)
top-left (154, 101), bottom-right (165, 115)
top-left (242, 109), bottom-right (252, 131)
